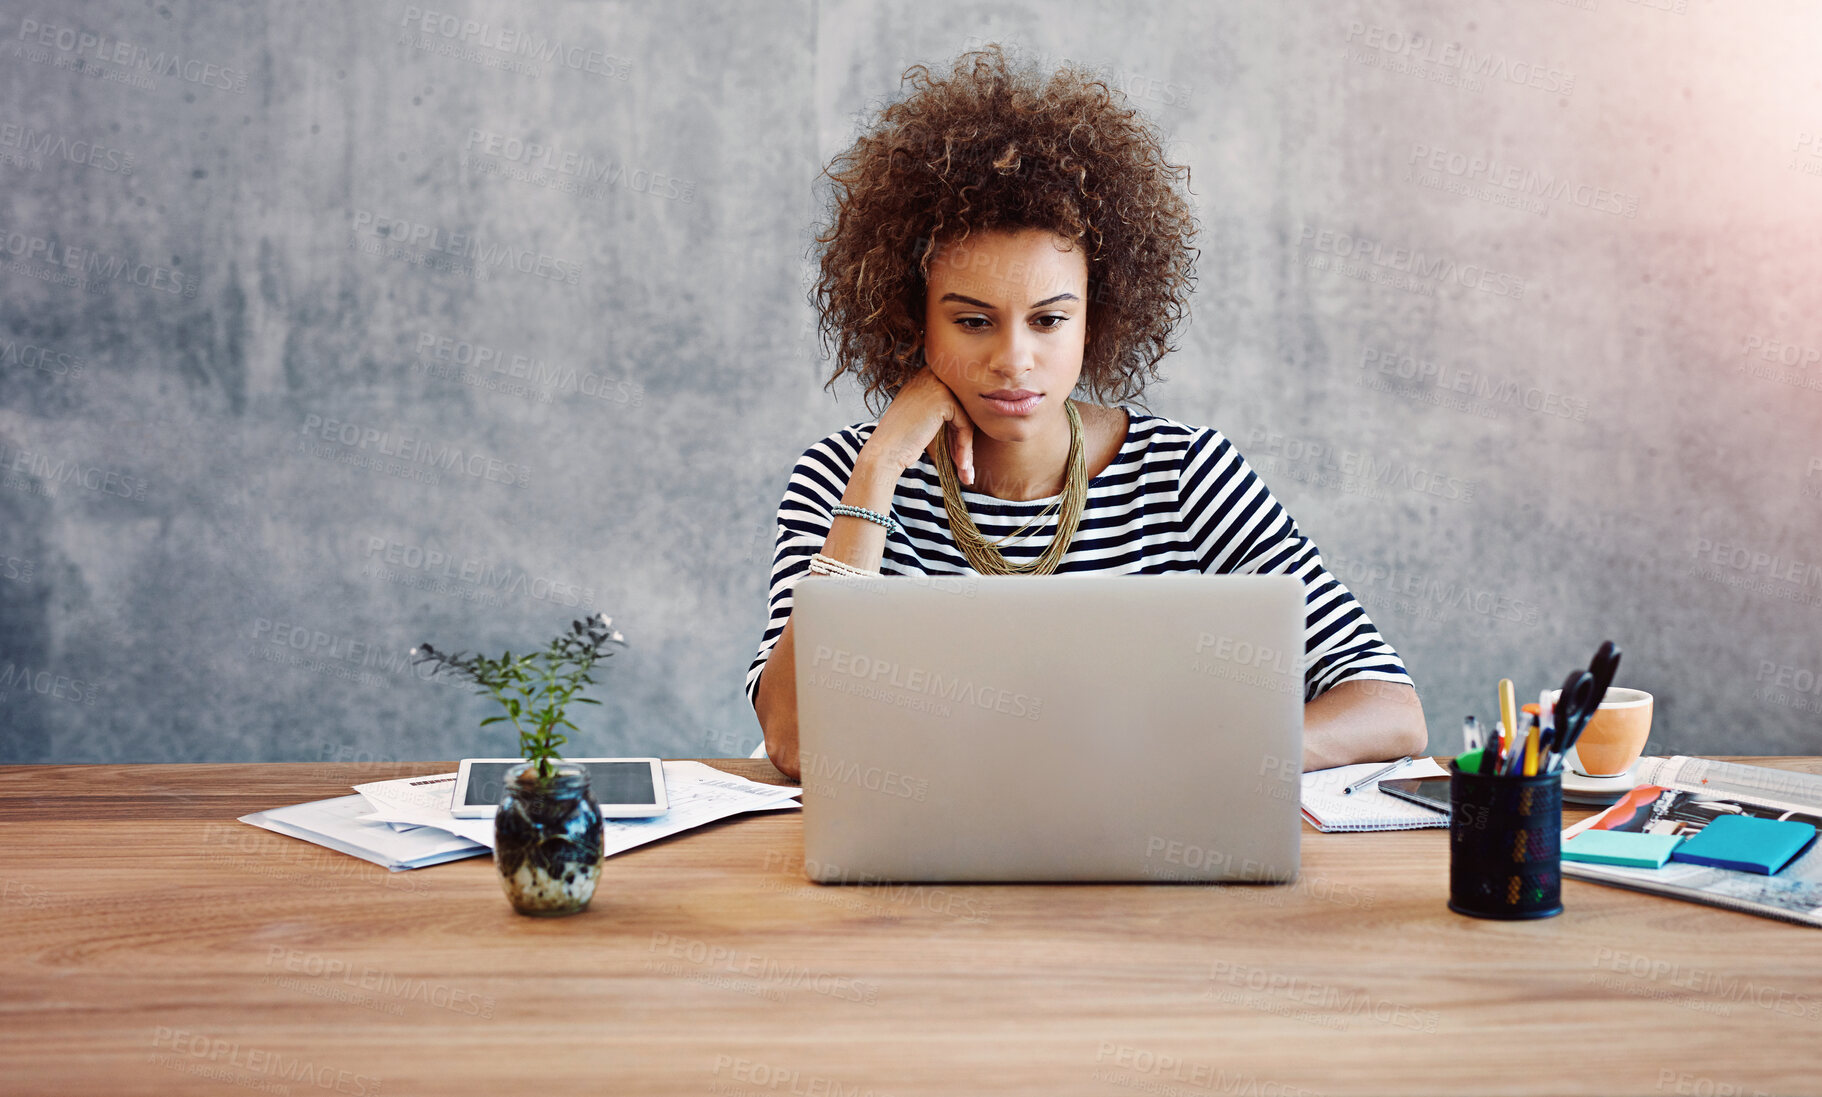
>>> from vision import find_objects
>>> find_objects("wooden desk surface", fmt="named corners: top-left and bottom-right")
top-left (4, 757), bottom-right (1821, 1097)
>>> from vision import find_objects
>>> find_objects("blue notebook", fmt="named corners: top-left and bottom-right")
top-left (1668, 815), bottom-right (1817, 876)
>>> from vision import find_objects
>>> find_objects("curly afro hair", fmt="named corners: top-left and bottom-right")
top-left (809, 43), bottom-right (1199, 414)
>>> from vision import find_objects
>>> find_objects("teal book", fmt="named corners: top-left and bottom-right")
top-left (1668, 815), bottom-right (1818, 876)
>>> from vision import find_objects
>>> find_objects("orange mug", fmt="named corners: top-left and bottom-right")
top-left (1544, 687), bottom-right (1654, 776)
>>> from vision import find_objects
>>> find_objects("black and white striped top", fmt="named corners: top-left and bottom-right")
top-left (745, 407), bottom-right (1413, 710)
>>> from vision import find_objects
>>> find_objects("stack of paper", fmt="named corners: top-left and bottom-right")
top-left (239, 762), bottom-right (801, 871)
top-left (351, 761), bottom-right (802, 855)
top-left (240, 794), bottom-right (490, 871)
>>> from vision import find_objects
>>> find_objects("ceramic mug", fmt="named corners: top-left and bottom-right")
top-left (1545, 687), bottom-right (1654, 776)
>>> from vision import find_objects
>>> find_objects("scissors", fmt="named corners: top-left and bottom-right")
top-left (1550, 669), bottom-right (1595, 771)
top-left (1555, 641), bottom-right (1623, 761)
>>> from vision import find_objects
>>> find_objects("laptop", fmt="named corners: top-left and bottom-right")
top-left (791, 573), bottom-right (1304, 883)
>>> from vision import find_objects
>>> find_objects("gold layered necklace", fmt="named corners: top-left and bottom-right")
top-left (932, 400), bottom-right (1087, 576)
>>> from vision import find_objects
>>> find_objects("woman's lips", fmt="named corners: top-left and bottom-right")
top-left (981, 391), bottom-right (1042, 416)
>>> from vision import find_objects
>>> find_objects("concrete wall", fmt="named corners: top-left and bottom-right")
top-left (2, 0), bottom-right (1818, 763)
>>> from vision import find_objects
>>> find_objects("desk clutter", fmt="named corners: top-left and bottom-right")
top-left (1436, 641), bottom-right (1627, 919)
top-left (1307, 751), bottom-right (1822, 928)
top-left (1300, 757), bottom-right (1450, 832)
top-left (240, 761), bottom-right (801, 872)
top-left (1559, 755), bottom-right (1822, 926)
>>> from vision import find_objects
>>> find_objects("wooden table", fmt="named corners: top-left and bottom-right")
top-left (4, 757), bottom-right (1820, 1096)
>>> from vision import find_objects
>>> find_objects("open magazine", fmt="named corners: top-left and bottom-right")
top-left (1563, 756), bottom-right (1822, 928)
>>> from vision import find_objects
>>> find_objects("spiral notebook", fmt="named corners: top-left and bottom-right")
top-left (1300, 758), bottom-right (1451, 832)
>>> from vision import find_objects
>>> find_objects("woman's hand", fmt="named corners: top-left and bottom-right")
top-left (861, 366), bottom-right (979, 485)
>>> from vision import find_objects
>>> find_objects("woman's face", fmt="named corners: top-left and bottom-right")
top-left (921, 227), bottom-right (1090, 443)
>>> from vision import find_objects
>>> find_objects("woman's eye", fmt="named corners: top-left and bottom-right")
top-left (953, 314), bottom-right (1067, 331)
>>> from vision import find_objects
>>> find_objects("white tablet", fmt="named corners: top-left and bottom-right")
top-left (451, 758), bottom-right (668, 819)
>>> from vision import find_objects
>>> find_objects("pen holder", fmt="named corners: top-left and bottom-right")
top-left (1447, 759), bottom-right (1562, 920)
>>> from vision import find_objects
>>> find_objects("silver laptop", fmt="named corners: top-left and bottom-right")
top-left (792, 573), bottom-right (1304, 883)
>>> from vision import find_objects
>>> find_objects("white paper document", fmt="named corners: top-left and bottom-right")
top-left (348, 772), bottom-right (463, 833)
top-left (351, 772), bottom-right (461, 815)
top-left (350, 760), bottom-right (802, 855)
top-left (239, 794), bottom-right (490, 871)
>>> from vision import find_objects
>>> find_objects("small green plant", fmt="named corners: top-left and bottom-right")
top-left (412, 613), bottom-right (628, 780)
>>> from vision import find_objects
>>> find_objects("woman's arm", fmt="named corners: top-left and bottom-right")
top-left (755, 369), bottom-right (978, 781)
top-left (1301, 678), bottom-right (1429, 770)
top-left (754, 453), bottom-right (900, 781)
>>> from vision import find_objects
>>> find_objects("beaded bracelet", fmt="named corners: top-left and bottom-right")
top-left (807, 552), bottom-right (880, 578)
top-left (830, 503), bottom-right (900, 538)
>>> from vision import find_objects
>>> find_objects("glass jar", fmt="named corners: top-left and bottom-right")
top-left (494, 760), bottom-right (605, 916)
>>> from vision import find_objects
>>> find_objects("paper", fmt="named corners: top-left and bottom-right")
top-left (351, 773), bottom-right (463, 833)
top-left (1300, 757), bottom-right (1451, 832)
top-left (351, 772), bottom-right (461, 814)
top-left (354, 760), bottom-right (802, 855)
top-left (240, 794), bottom-right (489, 871)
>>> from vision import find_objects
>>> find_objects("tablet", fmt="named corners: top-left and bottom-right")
top-left (451, 758), bottom-right (668, 819)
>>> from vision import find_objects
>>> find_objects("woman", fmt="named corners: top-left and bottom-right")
top-left (748, 46), bottom-right (1427, 781)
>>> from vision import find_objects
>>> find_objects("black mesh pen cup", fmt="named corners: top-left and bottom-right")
top-left (1447, 758), bottom-right (1563, 920)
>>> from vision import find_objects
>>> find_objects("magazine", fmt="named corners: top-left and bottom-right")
top-left (1563, 756), bottom-right (1822, 928)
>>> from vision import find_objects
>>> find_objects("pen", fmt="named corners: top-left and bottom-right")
top-left (1342, 755), bottom-right (1414, 795)
top-left (1461, 715), bottom-right (1483, 755)
top-left (1512, 712), bottom-right (1537, 776)
top-left (1501, 711), bottom-right (1523, 776)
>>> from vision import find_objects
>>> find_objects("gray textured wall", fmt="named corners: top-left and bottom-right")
top-left (2, 0), bottom-right (1818, 764)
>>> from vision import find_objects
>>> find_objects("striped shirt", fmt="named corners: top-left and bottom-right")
top-left (745, 407), bottom-right (1413, 711)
